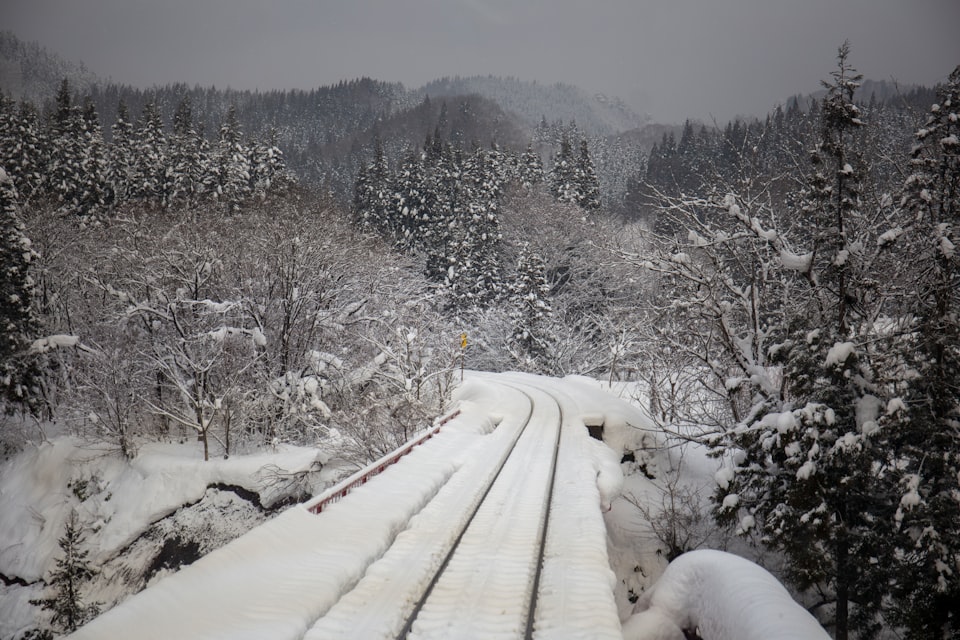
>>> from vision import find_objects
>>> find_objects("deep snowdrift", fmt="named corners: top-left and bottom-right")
top-left (622, 549), bottom-right (830, 640)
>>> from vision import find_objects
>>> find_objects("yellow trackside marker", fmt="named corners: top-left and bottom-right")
top-left (460, 333), bottom-right (468, 349)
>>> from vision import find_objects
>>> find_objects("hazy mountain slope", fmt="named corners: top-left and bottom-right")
top-left (416, 75), bottom-right (648, 135)
top-left (0, 31), bottom-right (98, 105)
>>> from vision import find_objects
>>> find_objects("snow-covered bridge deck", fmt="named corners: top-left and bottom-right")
top-left (69, 373), bottom-right (631, 640)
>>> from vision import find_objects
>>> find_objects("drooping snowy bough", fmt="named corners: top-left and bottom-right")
top-left (622, 550), bottom-right (829, 640)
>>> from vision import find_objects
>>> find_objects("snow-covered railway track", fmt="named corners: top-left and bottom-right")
top-left (303, 382), bottom-right (562, 639)
top-left (69, 374), bottom-right (625, 640)
top-left (400, 383), bottom-right (562, 639)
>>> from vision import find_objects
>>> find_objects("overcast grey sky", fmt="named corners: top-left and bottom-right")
top-left (6, 0), bottom-right (960, 123)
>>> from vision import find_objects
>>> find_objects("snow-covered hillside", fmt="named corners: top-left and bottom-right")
top-left (416, 75), bottom-right (649, 135)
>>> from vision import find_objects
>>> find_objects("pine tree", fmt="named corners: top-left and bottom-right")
top-left (214, 105), bottom-right (252, 213)
top-left (77, 97), bottom-right (109, 216)
top-left (108, 98), bottom-right (136, 206)
top-left (508, 242), bottom-right (552, 366)
top-left (30, 511), bottom-right (100, 634)
top-left (168, 94), bottom-right (204, 208)
top-left (575, 138), bottom-right (601, 209)
top-left (714, 44), bottom-right (890, 639)
top-left (0, 167), bottom-right (40, 408)
top-left (355, 139), bottom-right (393, 235)
top-left (518, 143), bottom-right (544, 188)
top-left (549, 134), bottom-right (578, 204)
top-left (46, 79), bottom-right (87, 215)
top-left (885, 64), bottom-right (960, 638)
top-left (393, 149), bottom-right (436, 253)
top-left (0, 94), bottom-right (46, 203)
top-left (247, 128), bottom-right (290, 202)
top-left (132, 100), bottom-right (167, 206)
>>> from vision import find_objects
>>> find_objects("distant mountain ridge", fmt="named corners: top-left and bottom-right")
top-left (0, 30), bottom-right (99, 105)
top-left (415, 75), bottom-right (648, 135)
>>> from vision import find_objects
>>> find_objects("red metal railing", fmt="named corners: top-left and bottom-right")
top-left (304, 409), bottom-right (461, 514)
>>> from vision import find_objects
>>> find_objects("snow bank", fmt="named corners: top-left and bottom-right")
top-left (624, 549), bottom-right (829, 640)
top-left (0, 438), bottom-right (99, 581)
top-left (561, 375), bottom-right (666, 461)
top-left (69, 430), bottom-right (474, 640)
top-left (0, 438), bottom-right (324, 582)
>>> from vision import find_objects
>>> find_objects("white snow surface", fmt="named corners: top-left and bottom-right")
top-left (623, 550), bottom-right (830, 640)
top-left (64, 374), bottom-right (639, 639)
top-left (825, 341), bottom-right (856, 368)
top-left (0, 372), bottom-right (828, 639)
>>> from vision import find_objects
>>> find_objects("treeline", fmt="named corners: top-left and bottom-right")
top-left (624, 82), bottom-right (936, 227)
top-left (352, 105), bottom-right (602, 325)
top-left (0, 79), bottom-right (294, 218)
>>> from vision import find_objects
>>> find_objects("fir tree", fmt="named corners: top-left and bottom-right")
top-left (393, 149), bottom-right (431, 253)
top-left (518, 143), bottom-right (544, 188)
top-left (247, 128), bottom-right (290, 201)
top-left (46, 79), bottom-right (87, 215)
top-left (168, 94), bottom-right (204, 208)
top-left (355, 138), bottom-right (393, 234)
top-left (77, 97), bottom-right (109, 215)
top-left (0, 94), bottom-right (46, 203)
top-left (714, 44), bottom-right (889, 639)
top-left (886, 64), bottom-right (960, 638)
top-left (549, 134), bottom-right (578, 204)
top-left (575, 138), bottom-right (601, 209)
top-left (30, 511), bottom-right (100, 634)
top-left (508, 242), bottom-right (552, 366)
top-left (214, 105), bottom-right (252, 213)
top-left (0, 167), bottom-right (40, 408)
top-left (132, 100), bottom-right (167, 206)
top-left (108, 98), bottom-right (136, 206)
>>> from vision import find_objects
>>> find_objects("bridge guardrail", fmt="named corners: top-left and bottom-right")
top-left (303, 409), bottom-right (461, 514)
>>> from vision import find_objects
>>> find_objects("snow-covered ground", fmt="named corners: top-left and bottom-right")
top-left (1, 373), bottom-right (830, 639)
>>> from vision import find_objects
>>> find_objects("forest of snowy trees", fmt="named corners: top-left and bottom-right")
top-left (0, 32), bottom-right (957, 638)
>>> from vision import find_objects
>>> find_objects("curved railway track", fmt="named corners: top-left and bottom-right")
top-left (400, 383), bottom-right (563, 640)
top-left (70, 373), bottom-right (626, 640)
top-left (303, 380), bottom-right (564, 640)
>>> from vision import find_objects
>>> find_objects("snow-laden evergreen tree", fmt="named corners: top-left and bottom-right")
top-left (247, 128), bottom-right (290, 202)
top-left (0, 95), bottom-right (46, 204)
top-left (354, 139), bottom-right (393, 234)
top-left (392, 149), bottom-right (430, 252)
top-left (518, 143), bottom-right (544, 188)
top-left (167, 94), bottom-right (205, 208)
top-left (213, 105), bottom-right (252, 213)
top-left (549, 135), bottom-right (600, 210)
top-left (132, 100), bottom-right (167, 206)
top-left (46, 79), bottom-right (87, 215)
top-left (0, 166), bottom-right (40, 408)
top-left (76, 97), bottom-right (109, 216)
top-left (507, 241), bottom-right (552, 367)
top-left (107, 98), bottom-right (136, 206)
top-left (885, 64), bottom-right (960, 639)
top-left (575, 138), bottom-right (601, 209)
top-left (29, 511), bottom-right (100, 634)
top-left (549, 134), bottom-right (578, 204)
top-left (443, 149), bottom-right (504, 310)
top-left (714, 44), bottom-right (891, 640)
